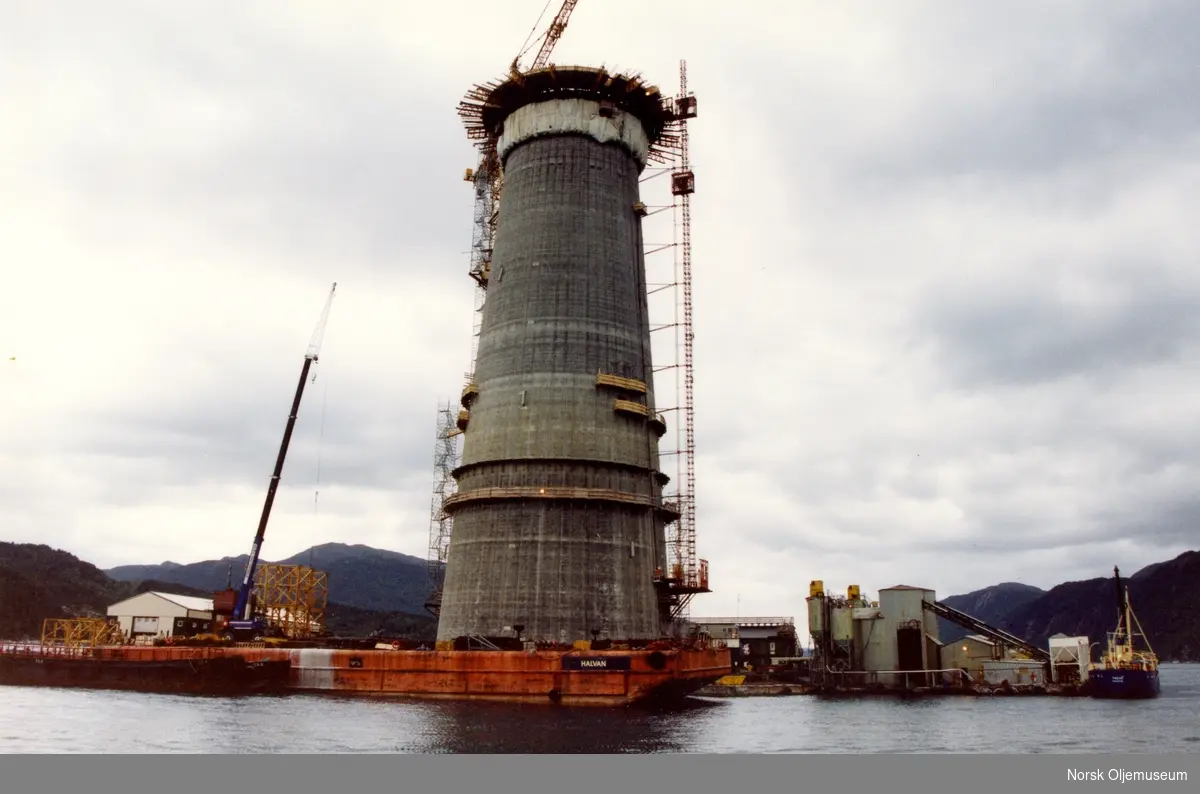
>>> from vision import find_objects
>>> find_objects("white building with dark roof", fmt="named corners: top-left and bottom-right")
top-left (107, 591), bottom-right (214, 640)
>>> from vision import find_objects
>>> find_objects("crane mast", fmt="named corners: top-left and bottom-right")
top-left (228, 282), bottom-right (337, 634)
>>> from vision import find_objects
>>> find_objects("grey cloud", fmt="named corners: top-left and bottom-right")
top-left (4, 0), bottom-right (1199, 613)
top-left (1080, 486), bottom-right (1200, 551)
top-left (912, 265), bottom-right (1200, 388)
top-left (13, 4), bottom-right (475, 277)
top-left (858, 3), bottom-right (1200, 183)
top-left (720, 2), bottom-right (1200, 209)
top-left (74, 381), bottom-right (438, 500)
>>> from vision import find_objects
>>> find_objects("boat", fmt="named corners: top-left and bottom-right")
top-left (1087, 565), bottom-right (1160, 699)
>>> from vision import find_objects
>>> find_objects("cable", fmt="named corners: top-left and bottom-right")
top-left (311, 368), bottom-right (329, 570)
top-left (516, 0), bottom-right (555, 63)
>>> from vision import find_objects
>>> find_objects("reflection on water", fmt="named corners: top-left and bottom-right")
top-left (1, 665), bottom-right (1198, 753)
top-left (410, 697), bottom-right (721, 754)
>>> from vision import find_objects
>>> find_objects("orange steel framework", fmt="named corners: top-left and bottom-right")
top-left (41, 617), bottom-right (124, 648)
top-left (252, 563), bottom-right (329, 638)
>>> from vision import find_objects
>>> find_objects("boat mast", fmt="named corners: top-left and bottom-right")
top-left (1113, 565), bottom-right (1124, 630)
top-left (1114, 565), bottom-right (1127, 645)
top-left (1121, 568), bottom-right (1133, 653)
top-left (1105, 565), bottom-right (1124, 663)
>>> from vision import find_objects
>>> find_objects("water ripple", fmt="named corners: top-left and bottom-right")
top-left (0, 665), bottom-right (1197, 753)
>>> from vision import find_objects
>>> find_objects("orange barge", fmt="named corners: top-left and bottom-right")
top-left (282, 645), bottom-right (730, 706)
top-left (1, 643), bottom-right (731, 707)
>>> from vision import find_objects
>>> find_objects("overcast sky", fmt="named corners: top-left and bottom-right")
top-left (2, 0), bottom-right (1197, 628)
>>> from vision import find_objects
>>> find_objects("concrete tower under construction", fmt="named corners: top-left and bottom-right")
top-left (437, 67), bottom-right (683, 644)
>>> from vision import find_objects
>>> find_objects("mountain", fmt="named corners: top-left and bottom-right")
top-left (937, 582), bottom-right (1046, 644)
top-left (325, 603), bottom-right (438, 639)
top-left (14, 539), bottom-right (1199, 658)
top-left (1000, 551), bottom-right (1200, 662)
top-left (0, 542), bottom-right (435, 642)
top-left (120, 578), bottom-right (437, 639)
top-left (0, 543), bottom-right (229, 639)
top-left (0, 543), bottom-right (122, 639)
top-left (106, 543), bottom-right (436, 615)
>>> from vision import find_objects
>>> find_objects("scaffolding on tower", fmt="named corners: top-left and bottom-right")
top-left (460, 0), bottom-right (580, 388)
top-left (461, 150), bottom-right (498, 385)
top-left (424, 401), bottom-right (462, 616)
top-left (432, 0), bottom-right (583, 610)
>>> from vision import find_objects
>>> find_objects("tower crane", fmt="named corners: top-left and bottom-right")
top-left (510, 0), bottom-right (579, 77)
top-left (220, 282), bottom-right (337, 641)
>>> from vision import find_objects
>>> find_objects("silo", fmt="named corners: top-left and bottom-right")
top-left (437, 67), bottom-right (680, 644)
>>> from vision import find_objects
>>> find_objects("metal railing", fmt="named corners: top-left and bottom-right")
top-left (822, 667), bottom-right (970, 688)
top-left (1, 643), bottom-right (110, 658)
top-left (690, 617), bottom-right (795, 627)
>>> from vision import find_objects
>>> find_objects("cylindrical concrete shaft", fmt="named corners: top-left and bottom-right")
top-left (437, 99), bottom-right (670, 644)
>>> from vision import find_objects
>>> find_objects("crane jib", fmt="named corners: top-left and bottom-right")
top-left (229, 283), bottom-right (336, 634)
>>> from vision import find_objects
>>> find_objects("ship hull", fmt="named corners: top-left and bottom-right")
top-left (0, 645), bottom-right (730, 707)
top-left (284, 646), bottom-right (730, 706)
top-left (0, 650), bottom-right (290, 695)
top-left (1088, 668), bottom-right (1160, 699)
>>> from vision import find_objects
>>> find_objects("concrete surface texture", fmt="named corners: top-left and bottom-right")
top-left (437, 95), bottom-right (672, 644)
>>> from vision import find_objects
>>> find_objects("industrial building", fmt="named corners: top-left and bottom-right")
top-left (692, 620), bottom-right (739, 651)
top-left (106, 592), bottom-right (214, 642)
top-left (691, 617), bottom-right (799, 669)
top-left (434, 65), bottom-right (705, 645)
top-left (806, 580), bottom-right (1055, 690)
top-left (1048, 634), bottom-right (1091, 684)
top-left (942, 635), bottom-right (1054, 686)
top-left (941, 634), bottom-right (1005, 679)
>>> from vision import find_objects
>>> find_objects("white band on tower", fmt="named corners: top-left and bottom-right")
top-left (496, 98), bottom-right (652, 168)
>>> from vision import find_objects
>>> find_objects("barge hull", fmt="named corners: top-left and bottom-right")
top-left (0, 646), bottom-right (731, 706)
top-left (284, 647), bottom-right (730, 706)
top-left (0, 652), bottom-right (290, 695)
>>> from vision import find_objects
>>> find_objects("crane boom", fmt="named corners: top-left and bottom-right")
top-left (530, 0), bottom-right (578, 71)
top-left (230, 282), bottom-right (337, 630)
top-left (511, 0), bottom-right (580, 76)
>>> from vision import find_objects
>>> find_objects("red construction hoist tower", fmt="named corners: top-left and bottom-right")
top-left (665, 60), bottom-right (706, 618)
top-left (642, 59), bottom-right (706, 620)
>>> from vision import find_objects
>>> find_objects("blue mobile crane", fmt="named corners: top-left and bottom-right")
top-left (220, 283), bottom-right (337, 642)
